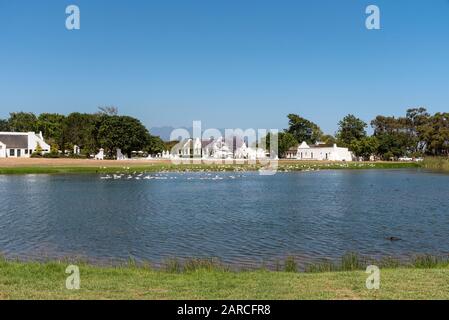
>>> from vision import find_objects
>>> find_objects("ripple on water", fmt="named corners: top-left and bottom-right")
top-left (0, 170), bottom-right (448, 267)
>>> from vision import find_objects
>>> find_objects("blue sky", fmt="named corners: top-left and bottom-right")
top-left (0, 0), bottom-right (448, 135)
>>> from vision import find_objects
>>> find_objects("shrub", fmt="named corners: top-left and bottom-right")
top-left (43, 153), bottom-right (60, 158)
top-left (183, 258), bottom-right (226, 272)
top-left (30, 152), bottom-right (42, 158)
top-left (163, 258), bottom-right (182, 273)
top-left (35, 142), bottom-right (43, 155)
top-left (341, 252), bottom-right (364, 271)
top-left (413, 255), bottom-right (442, 269)
top-left (284, 256), bottom-right (297, 272)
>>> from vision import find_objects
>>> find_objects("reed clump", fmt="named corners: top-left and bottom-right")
top-left (422, 157), bottom-right (449, 172)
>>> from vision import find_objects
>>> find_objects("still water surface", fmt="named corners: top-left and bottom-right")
top-left (0, 170), bottom-right (448, 268)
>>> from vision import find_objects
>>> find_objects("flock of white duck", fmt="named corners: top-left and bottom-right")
top-left (99, 172), bottom-right (246, 181)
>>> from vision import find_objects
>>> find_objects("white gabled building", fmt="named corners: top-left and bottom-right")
top-left (166, 136), bottom-right (268, 160)
top-left (287, 141), bottom-right (353, 161)
top-left (0, 132), bottom-right (50, 158)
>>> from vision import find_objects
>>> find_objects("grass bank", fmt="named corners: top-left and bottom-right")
top-left (1, 257), bottom-right (449, 300)
top-left (0, 159), bottom-right (420, 175)
top-left (421, 157), bottom-right (449, 172)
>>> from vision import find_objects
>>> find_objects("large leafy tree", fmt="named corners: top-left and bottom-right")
top-left (37, 113), bottom-right (66, 150)
top-left (405, 107), bottom-right (430, 155)
top-left (371, 115), bottom-right (414, 159)
top-left (63, 113), bottom-right (98, 154)
top-left (8, 112), bottom-right (38, 132)
top-left (146, 135), bottom-right (166, 154)
top-left (420, 112), bottom-right (449, 156)
top-left (0, 119), bottom-right (10, 131)
top-left (350, 136), bottom-right (379, 160)
top-left (336, 114), bottom-right (367, 147)
top-left (263, 132), bottom-right (297, 158)
top-left (286, 114), bottom-right (322, 144)
top-left (321, 134), bottom-right (337, 145)
top-left (97, 115), bottom-right (151, 157)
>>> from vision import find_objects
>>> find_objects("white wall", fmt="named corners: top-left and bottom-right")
top-left (5, 148), bottom-right (30, 158)
top-left (0, 143), bottom-right (6, 158)
top-left (28, 132), bottom-right (50, 153)
top-left (297, 146), bottom-right (352, 161)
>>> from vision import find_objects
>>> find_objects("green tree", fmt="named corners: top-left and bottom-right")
top-left (0, 119), bottom-right (10, 131)
top-left (262, 132), bottom-right (297, 158)
top-left (286, 114), bottom-right (323, 144)
top-left (321, 134), bottom-right (337, 145)
top-left (405, 107), bottom-right (430, 155)
top-left (37, 113), bottom-right (66, 151)
top-left (350, 136), bottom-right (379, 160)
top-left (420, 112), bottom-right (449, 156)
top-left (97, 115), bottom-right (151, 157)
top-left (371, 115), bottom-right (413, 159)
top-left (63, 113), bottom-right (98, 154)
top-left (8, 112), bottom-right (38, 132)
top-left (145, 135), bottom-right (166, 154)
top-left (278, 132), bottom-right (298, 158)
top-left (336, 114), bottom-right (367, 147)
top-left (34, 142), bottom-right (43, 156)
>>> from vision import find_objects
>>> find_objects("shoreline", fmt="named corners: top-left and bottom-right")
top-left (0, 158), bottom-right (420, 175)
top-left (2, 252), bottom-right (448, 272)
top-left (0, 256), bottom-right (448, 299)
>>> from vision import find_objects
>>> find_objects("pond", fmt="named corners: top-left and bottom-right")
top-left (0, 170), bottom-right (448, 268)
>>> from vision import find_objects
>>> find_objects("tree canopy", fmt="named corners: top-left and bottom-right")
top-left (273, 107), bottom-right (448, 159)
top-left (1, 106), bottom-right (448, 160)
top-left (262, 132), bottom-right (297, 157)
top-left (336, 114), bottom-right (367, 147)
top-left (286, 114), bottom-right (323, 144)
top-left (0, 109), bottom-right (166, 158)
top-left (97, 115), bottom-right (151, 157)
top-left (8, 112), bottom-right (38, 132)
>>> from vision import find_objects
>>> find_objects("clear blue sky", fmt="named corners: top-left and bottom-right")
top-left (0, 0), bottom-right (448, 135)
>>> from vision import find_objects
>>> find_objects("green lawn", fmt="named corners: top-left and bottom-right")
top-left (1, 260), bottom-right (448, 300)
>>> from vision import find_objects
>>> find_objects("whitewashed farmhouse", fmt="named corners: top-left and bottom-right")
top-left (285, 141), bottom-right (353, 161)
top-left (0, 132), bottom-right (50, 158)
top-left (168, 137), bottom-right (268, 160)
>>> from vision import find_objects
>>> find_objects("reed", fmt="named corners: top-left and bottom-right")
top-left (284, 256), bottom-right (298, 272)
top-left (421, 157), bottom-right (449, 172)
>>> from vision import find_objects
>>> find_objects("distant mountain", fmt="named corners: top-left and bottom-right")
top-left (150, 126), bottom-right (179, 141)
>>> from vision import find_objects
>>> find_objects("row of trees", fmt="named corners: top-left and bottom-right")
top-left (2, 106), bottom-right (447, 160)
top-left (272, 108), bottom-right (449, 160)
top-left (0, 108), bottom-right (165, 158)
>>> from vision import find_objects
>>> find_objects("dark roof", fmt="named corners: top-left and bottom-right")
top-left (310, 144), bottom-right (334, 148)
top-left (0, 134), bottom-right (28, 149)
top-left (201, 140), bottom-right (213, 148)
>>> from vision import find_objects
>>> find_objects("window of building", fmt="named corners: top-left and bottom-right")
top-left (25, 149), bottom-right (28, 154)
top-left (10, 149), bottom-right (15, 156)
